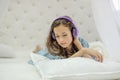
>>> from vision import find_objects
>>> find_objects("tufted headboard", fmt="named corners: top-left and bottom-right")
top-left (0, 0), bottom-right (100, 57)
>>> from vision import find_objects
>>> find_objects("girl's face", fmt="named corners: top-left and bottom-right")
top-left (53, 25), bottom-right (73, 49)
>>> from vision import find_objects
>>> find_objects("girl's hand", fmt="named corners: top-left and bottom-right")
top-left (82, 48), bottom-right (103, 62)
top-left (33, 45), bottom-right (41, 53)
top-left (73, 37), bottom-right (103, 62)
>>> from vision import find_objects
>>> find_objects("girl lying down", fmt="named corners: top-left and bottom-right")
top-left (33, 16), bottom-right (103, 62)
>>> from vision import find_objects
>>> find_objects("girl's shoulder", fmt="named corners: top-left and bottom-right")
top-left (78, 36), bottom-right (89, 48)
top-left (37, 48), bottom-right (64, 60)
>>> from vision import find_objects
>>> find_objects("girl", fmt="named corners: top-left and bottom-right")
top-left (33, 16), bottom-right (103, 62)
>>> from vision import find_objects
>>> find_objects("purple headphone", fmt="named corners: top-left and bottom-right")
top-left (52, 16), bottom-right (79, 39)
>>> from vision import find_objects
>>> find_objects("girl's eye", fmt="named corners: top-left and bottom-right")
top-left (55, 36), bottom-right (59, 38)
top-left (63, 34), bottom-right (67, 37)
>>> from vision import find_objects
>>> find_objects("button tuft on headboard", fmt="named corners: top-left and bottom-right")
top-left (48, 6), bottom-right (51, 9)
top-left (64, 7), bottom-right (68, 10)
top-left (29, 36), bottom-right (33, 40)
top-left (79, 22), bottom-right (83, 25)
top-left (24, 10), bottom-right (27, 13)
top-left (8, 8), bottom-right (11, 12)
top-left (22, 27), bottom-right (26, 30)
top-left (80, 6), bottom-right (84, 10)
top-left (15, 18), bottom-right (19, 21)
top-left (88, 14), bottom-right (92, 18)
top-left (87, 31), bottom-right (90, 34)
top-left (14, 36), bottom-right (17, 39)
top-left (39, 12), bottom-right (43, 16)
top-left (17, 0), bottom-right (20, 4)
top-left (6, 26), bottom-right (10, 29)
top-left (74, 0), bottom-right (77, 1)
top-left (32, 3), bottom-right (36, 7)
top-left (57, 0), bottom-right (60, 2)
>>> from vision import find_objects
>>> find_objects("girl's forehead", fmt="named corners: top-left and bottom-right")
top-left (53, 25), bottom-right (71, 34)
top-left (54, 25), bottom-right (69, 31)
top-left (54, 25), bottom-right (69, 30)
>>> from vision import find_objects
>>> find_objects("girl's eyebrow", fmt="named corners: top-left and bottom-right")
top-left (55, 32), bottom-right (67, 35)
top-left (62, 32), bottom-right (67, 34)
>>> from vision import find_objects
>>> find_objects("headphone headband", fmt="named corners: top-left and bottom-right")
top-left (55, 16), bottom-right (74, 25)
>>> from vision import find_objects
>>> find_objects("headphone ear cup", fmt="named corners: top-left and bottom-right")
top-left (73, 27), bottom-right (78, 38)
top-left (52, 33), bottom-right (55, 39)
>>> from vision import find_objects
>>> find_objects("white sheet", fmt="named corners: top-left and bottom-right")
top-left (0, 58), bottom-right (41, 80)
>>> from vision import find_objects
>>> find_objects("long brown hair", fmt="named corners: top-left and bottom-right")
top-left (46, 16), bottom-right (78, 58)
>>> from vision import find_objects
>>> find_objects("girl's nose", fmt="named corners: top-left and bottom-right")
top-left (59, 37), bottom-right (64, 42)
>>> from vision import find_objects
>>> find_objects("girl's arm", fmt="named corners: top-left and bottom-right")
top-left (70, 37), bottom-right (87, 57)
top-left (73, 37), bottom-right (83, 50)
top-left (71, 37), bottom-right (90, 57)
top-left (71, 37), bottom-right (103, 62)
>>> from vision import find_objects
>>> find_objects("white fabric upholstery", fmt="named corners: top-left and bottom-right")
top-left (0, 44), bottom-right (15, 58)
top-left (0, 60), bottom-right (41, 80)
top-left (0, 0), bottom-right (100, 57)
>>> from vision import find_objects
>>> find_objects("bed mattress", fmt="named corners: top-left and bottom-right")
top-left (0, 58), bottom-right (41, 80)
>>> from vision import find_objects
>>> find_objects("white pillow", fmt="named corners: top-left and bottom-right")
top-left (34, 57), bottom-right (120, 80)
top-left (89, 41), bottom-right (108, 57)
top-left (0, 44), bottom-right (15, 58)
top-left (30, 52), bottom-right (49, 64)
top-left (31, 41), bottom-right (120, 80)
top-left (89, 41), bottom-right (115, 62)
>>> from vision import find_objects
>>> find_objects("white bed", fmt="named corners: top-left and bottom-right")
top-left (0, 0), bottom-right (120, 80)
top-left (0, 58), bottom-right (41, 80)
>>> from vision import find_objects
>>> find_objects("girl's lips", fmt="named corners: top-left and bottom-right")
top-left (60, 43), bottom-right (66, 45)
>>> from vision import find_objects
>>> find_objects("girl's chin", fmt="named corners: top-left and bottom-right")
top-left (60, 45), bottom-right (67, 48)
